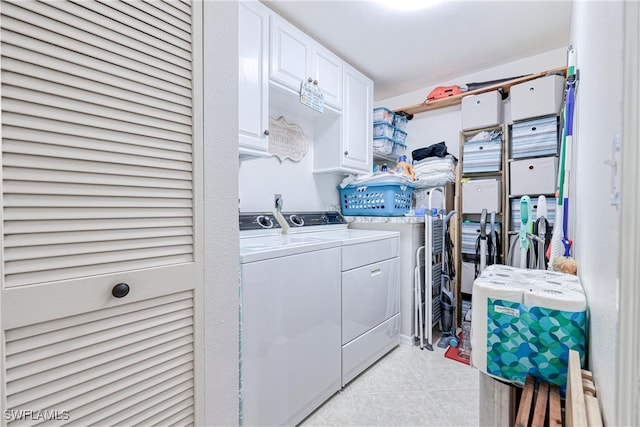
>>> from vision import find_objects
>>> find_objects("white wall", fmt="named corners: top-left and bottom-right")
top-left (379, 48), bottom-right (567, 159)
top-left (570, 2), bottom-right (624, 424)
top-left (239, 105), bottom-right (343, 212)
top-left (203, 2), bottom-right (240, 425)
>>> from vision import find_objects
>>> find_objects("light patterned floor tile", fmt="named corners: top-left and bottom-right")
top-left (297, 340), bottom-right (481, 427)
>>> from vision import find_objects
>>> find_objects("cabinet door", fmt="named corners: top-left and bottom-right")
top-left (342, 64), bottom-right (373, 172)
top-left (1, 1), bottom-right (203, 424)
top-left (312, 44), bottom-right (342, 110)
top-left (269, 14), bottom-right (310, 92)
top-left (239, 1), bottom-right (270, 156)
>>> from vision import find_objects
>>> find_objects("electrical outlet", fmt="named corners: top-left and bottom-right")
top-left (274, 194), bottom-right (283, 210)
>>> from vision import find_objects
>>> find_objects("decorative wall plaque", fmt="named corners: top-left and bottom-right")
top-left (268, 116), bottom-right (308, 162)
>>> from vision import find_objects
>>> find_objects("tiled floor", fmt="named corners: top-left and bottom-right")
top-left (300, 335), bottom-right (480, 427)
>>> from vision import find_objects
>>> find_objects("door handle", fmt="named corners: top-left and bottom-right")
top-left (112, 282), bottom-right (130, 298)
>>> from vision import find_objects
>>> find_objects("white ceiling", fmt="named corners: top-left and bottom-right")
top-left (262, 0), bottom-right (573, 101)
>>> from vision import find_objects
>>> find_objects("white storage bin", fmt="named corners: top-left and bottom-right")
top-left (461, 261), bottom-right (475, 294)
top-left (509, 156), bottom-right (558, 196)
top-left (462, 178), bottom-right (501, 214)
top-left (461, 91), bottom-right (503, 131)
top-left (511, 116), bottom-right (559, 158)
top-left (510, 74), bottom-right (565, 121)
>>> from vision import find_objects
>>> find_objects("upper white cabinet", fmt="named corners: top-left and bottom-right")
top-left (270, 14), bottom-right (342, 110)
top-left (342, 64), bottom-right (373, 172)
top-left (314, 64), bottom-right (373, 174)
top-left (239, 1), bottom-right (271, 158)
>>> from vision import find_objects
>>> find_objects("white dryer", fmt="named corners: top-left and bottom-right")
top-left (281, 213), bottom-right (401, 386)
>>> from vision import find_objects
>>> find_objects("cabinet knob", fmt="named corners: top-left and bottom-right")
top-left (313, 80), bottom-right (318, 85)
top-left (344, 150), bottom-right (349, 156)
top-left (264, 130), bottom-right (269, 136)
top-left (112, 282), bottom-right (130, 298)
top-left (308, 77), bottom-right (313, 83)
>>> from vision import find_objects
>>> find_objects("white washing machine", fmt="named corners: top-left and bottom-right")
top-left (239, 213), bottom-right (342, 427)
top-left (239, 212), bottom-right (400, 425)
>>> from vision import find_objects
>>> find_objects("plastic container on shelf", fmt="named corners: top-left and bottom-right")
top-left (373, 107), bottom-right (394, 124)
top-left (392, 142), bottom-right (407, 157)
top-left (392, 113), bottom-right (408, 131)
top-left (373, 136), bottom-right (394, 155)
top-left (393, 128), bottom-right (408, 144)
top-left (373, 121), bottom-right (395, 138)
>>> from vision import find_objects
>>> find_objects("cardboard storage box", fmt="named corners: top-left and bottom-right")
top-left (509, 156), bottom-right (558, 196)
top-left (461, 91), bottom-right (503, 131)
top-left (462, 178), bottom-right (501, 213)
top-left (510, 74), bottom-right (565, 121)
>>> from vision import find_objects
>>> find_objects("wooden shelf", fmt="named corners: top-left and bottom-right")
top-left (394, 66), bottom-right (567, 118)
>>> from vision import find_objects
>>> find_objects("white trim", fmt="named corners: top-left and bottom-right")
top-left (191, 0), bottom-right (205, 425)
top-left (616, 1), bottom-right (640, 425)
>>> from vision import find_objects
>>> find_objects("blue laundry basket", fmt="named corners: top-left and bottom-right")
top-left (338, 181), bottom-right (414, 216)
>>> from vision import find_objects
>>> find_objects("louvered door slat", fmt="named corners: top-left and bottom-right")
top-left (3, 140), bottom-right (191, 172)
top-left (2, 0), bottom-right (200, 423)
top-left (3, 73), bottom-right (192, 126)
top-left (90, 381), bottom-right (194, 427)
top-left (4, 181), bottom-right (193, 199)
top-left (167, 0), bottom-right (192, 16)
top-left (80, 1), bottom-right (191, 50)
top-left (8, 333), bottom-right (194, 396)
top-left (70, 378), bottom-right (194, 427)
top-left (5, 227), bottom-right (193, 248)
top-left (1, 47), bottom-right (191, 107)
top-left (125, 0), bottom-right (191, 33)
top-left (9, 349), bottom-right (194, 409)
top-left (6, 310), bottom-right (193, 372)
top-left (4, 168), bottom-right (193, 189)
top-left (7, 297), bottom-right (194, 353)
top-left (2, 120), bottom-right (193, 155)
top-left (3, 57), bottom-right (192, 116)
top-left (28, 0), bottom-right (191, 65)
top-left (5, 235), bottom-right (194, 262)
top-left (3, 84), bottom-right (192, 132)
top-left (134, 400), bottom-right (194, 427)
top-left (4, 217), bottom-right (194, 234)
top-left (4, 153), bottom-right (194, 181)
top-left (3, 101), bottom-right (192, 142)
top-left (4, 207), bottom-right (193, 221)
top-left (5, 245), bottom-right (194, 275)
top-left (1, 34), bottom-right (191, 102)
top-left (3, 2), bottom-right (190, 87)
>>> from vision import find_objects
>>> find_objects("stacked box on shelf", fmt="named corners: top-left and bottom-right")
top-left (373, 107), bottom-right (394, 124)
top-left (373, 136), bottom-right (394, 155)
top-left (461, 221), bottom-right (502, 254)
top-left (512, 116), bottom-right (559, 158)
top-left (373, 107), bottom-right (409, 158)
top-left (462, 132), bottom-right (502, 173)
top-left (510, 196), bottom-right (556, 231)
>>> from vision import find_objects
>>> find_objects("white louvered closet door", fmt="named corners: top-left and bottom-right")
top-left (0, 1), bottom-right (203, 426)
